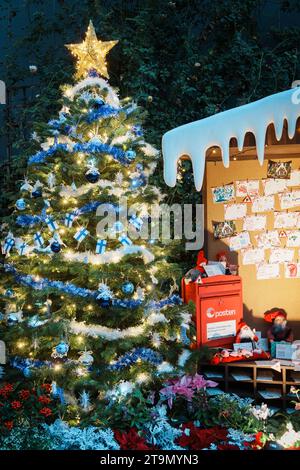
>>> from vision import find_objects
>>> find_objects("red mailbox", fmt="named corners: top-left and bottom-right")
top-left (181, 275), bottom-right (243, 349)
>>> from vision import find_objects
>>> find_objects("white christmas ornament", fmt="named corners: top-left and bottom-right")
top-left (162, 88), bottom-right (300, 191)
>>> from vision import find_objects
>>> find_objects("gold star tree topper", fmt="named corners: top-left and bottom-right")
top-left (66, 21), bottom-right (118, 79)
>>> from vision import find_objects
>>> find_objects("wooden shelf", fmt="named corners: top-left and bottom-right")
top-left (201, 360), bottom-right (298, 409)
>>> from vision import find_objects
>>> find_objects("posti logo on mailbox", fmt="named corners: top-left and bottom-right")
top-left (206, 307), bottom-right (236, 319)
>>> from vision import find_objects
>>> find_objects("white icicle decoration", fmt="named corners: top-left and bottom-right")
top-left (162, 88), bottom-right (300, 191)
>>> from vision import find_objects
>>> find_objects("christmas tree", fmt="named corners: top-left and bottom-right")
top-left (0, 22), bottom-right (192, 409)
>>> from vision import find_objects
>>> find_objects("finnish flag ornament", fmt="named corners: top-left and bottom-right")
top-left (74, 227), bottom-right (89, 243)
top-left (96, 239), bottom-right (107, 254)
top-left (34, 232), bottom-right (44, 247)
top-left (118, 233), bottom-right (132, 246)
top-left (65, 213), bottom-right (76, 228)
top-left (45, 216), bottom-right (58, 232)
top-left (2, 237), bottom-right (15, 255)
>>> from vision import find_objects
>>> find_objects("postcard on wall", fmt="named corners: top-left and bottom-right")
top-left (243, 215), bottom-right (267, 231)
top-left (213, 221), bottom-right (237, 239)
top-left (274, 211), bottom-right (299, 229)
top-left (284, 262), bottom-right (300, 279)
top-left (262, 178), bottom-right (287, 196)
top-left (229, 231), bottom-right (251, 251)
top-left (269, 248), bottom-right (294, 264)
top-left (241, 247), bottom-right (265, 265)
top-left (252, 195), bottom-right (275, 213)
top-left (235, 180), bottom-right (260, 198)
top-left (279, 191), bottom-right (300, 210)
top-left (256, 262), bottom-right (280, 280)
top-left (286, 230), bottom-right (300, 247)
top-left (224, 203), bottom-right (247, 220)
top-left (287, 169), bottom-right (300, 187)
top-left (212, 184), bottom-right (235, 203)
top-left (267, 160), bottom-right (292, 179)
top-left (255, 230), bottom-right (281, 249)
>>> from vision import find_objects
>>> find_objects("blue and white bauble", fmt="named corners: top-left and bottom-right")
top-left (121, 281), bottom-right (135, 295)
top-left (16, 198), bottom-right (27, 211)
top-left (55, 341), bottom-right (69, 356)
top-left (125, 149), bottom-right (136, 161)
top-left (136, 163), bottom-right (144, 172)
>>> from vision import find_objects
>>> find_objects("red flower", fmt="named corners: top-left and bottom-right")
top-left (39, 407), bottom-right (52, 417)
top-left (19, 389), bottom-right (30, 401)
top-left (38, 395), bottom-right (51, 405)
top-left (4, 421), bottom-right (14, 431)
top-left (11, 400), bottom-right (22, 409)
top-left (217, 443), bottom-right (240, 450)
top-left (41, 383), bottom-right (51, 394)
top-left (177, 423), bottom-right (228, 450)
top-left (114, 428), bottom-right (153, 450)
top-left (0, 383), bottom-right (14, 398)
top-left (245, 431), bottom-right (266, 450)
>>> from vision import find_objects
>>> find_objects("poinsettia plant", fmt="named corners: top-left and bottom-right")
top-left (0, 382), bottom-right (58, 433)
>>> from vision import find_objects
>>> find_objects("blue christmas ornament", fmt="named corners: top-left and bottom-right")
top-left (96, 294), bottom-right (112, 308)
top-left (16, 198), bottom-right (27, 211)
top-left (7, 313), bottom-right (20, 325)
top-left (85, 166), bottom-right (100, 183)
top-left (50, 241), bottom-right (61, 253)
top-left (23, 367), bottom-right (32, 378)
top-left (125, 149), bottom-right (136, 160)
top-left (55, 341), bottom-right (69, 356)
top-left (130, 174), bottom-right (147, 189)
top-left (121, 281), bottom-right (135, 295)
top-left (136, 163), bottom-right (144, 172)
top-left (32, 188), bottom-right (42, 198)
top-left (4, 289), bottom-right (15, 298)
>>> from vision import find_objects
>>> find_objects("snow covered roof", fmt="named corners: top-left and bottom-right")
top-left (162, 88), bottom-right (300, 191)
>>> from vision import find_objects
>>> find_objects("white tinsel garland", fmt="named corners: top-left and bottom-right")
top-left (69, 310), bottom-right (171, 340)
top-left (64, 76), bottom-right (120, 107)
top-left (63, 245), bottom-right (154, 265)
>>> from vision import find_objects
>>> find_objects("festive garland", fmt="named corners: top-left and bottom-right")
top-left (27, 139), bottom-right (133, 166)
top-left (63, 245), bottom-right (155, 265)
top-left (16, 202), bottom-right (119, 227)
top-left (28, 143), bottom-right (69, 165)
top-left (4, 264), bottom-right (182, 309)
top-left (69, 310), bottom-right (170, 340)
top-left (108, 348), bottom-right (162, 370)
top-left (64, 76), bottom-right (120, 108)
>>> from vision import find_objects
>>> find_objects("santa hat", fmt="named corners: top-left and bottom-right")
top-left (238, 321), bottom-right (247, 329)
top-left (264, 308), bottom-right (287, 323)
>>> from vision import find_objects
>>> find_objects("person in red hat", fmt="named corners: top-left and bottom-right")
top-left (264, 308), bottom-right (294, 343)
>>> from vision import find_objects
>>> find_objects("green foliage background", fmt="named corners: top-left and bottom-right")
top-left (1, 0), bottom-right (300, 235)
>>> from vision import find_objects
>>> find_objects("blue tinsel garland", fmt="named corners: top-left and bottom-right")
top-left (28, 143), bottom-right (69, 165)
top-left (16, 202), bottom-right (120, 227)
top-left (108, 348), bottom-right (163, 370)
top-left (85, 105), bottom-right (121, 123)
top-left (73, 141), bottom-right (130, 165)
top-left (27, 140), bottom-right (131, 166)
top-left (4, 264), bottom-right (182, 310)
